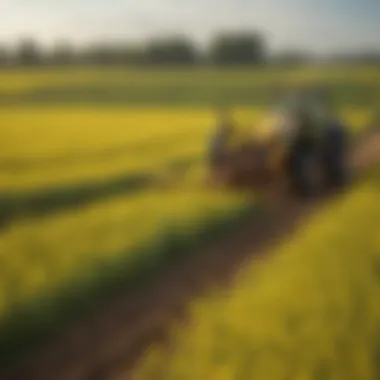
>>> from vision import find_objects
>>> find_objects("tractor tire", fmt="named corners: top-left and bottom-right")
top-left (285, 139), bottom-right (323, 198)
top-left (321, 123), bottom-right (350, 190)
top-left (295, 152), bottom-right (323, 197)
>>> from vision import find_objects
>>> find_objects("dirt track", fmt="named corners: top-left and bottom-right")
top-left (2, 131), bottom-right (380, 380)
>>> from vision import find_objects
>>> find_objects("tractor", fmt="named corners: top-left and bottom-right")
top-left (208, 97), bottom-right (351, 199)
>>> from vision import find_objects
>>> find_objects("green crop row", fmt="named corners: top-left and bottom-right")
top-left (0, 66), bottom-right (380, 107)
top-left (0, 187), bottom-right (256, 365)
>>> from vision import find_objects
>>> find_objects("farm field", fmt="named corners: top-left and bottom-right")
top-left (0, 106), bottom-right (371, 191)
top-left (0, 104), bottom-right (372, 229)
top-left (0, 66), bottom-right (380, 107)
top-left (0, 107), bottom-right (261, 191)
top-left (0, 65), bottom-right (379, 375)
top-left (0, 186), bottom-right (253, 362)
top-left (133, 168), bottom-right (380, 380)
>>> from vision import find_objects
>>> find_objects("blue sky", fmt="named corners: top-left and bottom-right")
top-left (1, 0), bottom-right (379, 53)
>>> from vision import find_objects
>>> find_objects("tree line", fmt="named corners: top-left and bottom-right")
top-left (0, 32), bottom-right (268, 67)
top-left (0, 30), bottom-right (379, 68)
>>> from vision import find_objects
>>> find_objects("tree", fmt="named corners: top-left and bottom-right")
top-left (144, 37), bottom-right (199, 65)
top-left (0, 45), bottom-right (10, 66)
top-left (76, 43), bottom-right (144, 66)
top-left (15, 38), bottom-right (42, 66)
top-left (119, 46), bottom-right (144, 65)
top-left (209, 31), bottom-right (266, 65)
top-left (80, 44), bottom-right (115, 65)
top-left (50, 40), bottom-right (76, 65)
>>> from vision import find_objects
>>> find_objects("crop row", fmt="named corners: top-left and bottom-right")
top-left (0, 187), bottom-right (255, 363)
top-left (0, 107), bottom-right (371, 229)
top-left (133, 168), bottom-right (380, 380)
top-left (1, 67), bottom-right (380, 107)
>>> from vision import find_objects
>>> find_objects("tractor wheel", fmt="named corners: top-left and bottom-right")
top-left (286, 143), bottom-right (324, 198)
top-left (323, 152), bottom-right (350, 190)
top-left (321, 123), bottom-right (350, 190)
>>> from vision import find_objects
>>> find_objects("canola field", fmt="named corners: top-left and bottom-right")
top-left (0, 65), bottom-right (379, 362)
top-left (133, 168), bottom-right (380, 380)
top-left (0, 188), bottom-right (253, 360)
top-left (1, 106), bottom-right (371, 191)
top-left (0, 108), bottom-right (211, 190)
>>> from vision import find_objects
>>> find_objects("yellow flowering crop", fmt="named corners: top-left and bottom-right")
top-left (134, 170), bottom-right (380, 380)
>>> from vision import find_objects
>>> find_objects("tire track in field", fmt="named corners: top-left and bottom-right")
top-left (2, 131), bottom-right (380, 380)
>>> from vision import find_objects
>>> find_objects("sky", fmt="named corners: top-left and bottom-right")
top-left (1, 0), bottom-right (380, 54)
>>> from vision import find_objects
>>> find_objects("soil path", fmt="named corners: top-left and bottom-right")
top-left (2, 131), bottom-right (380, 380)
